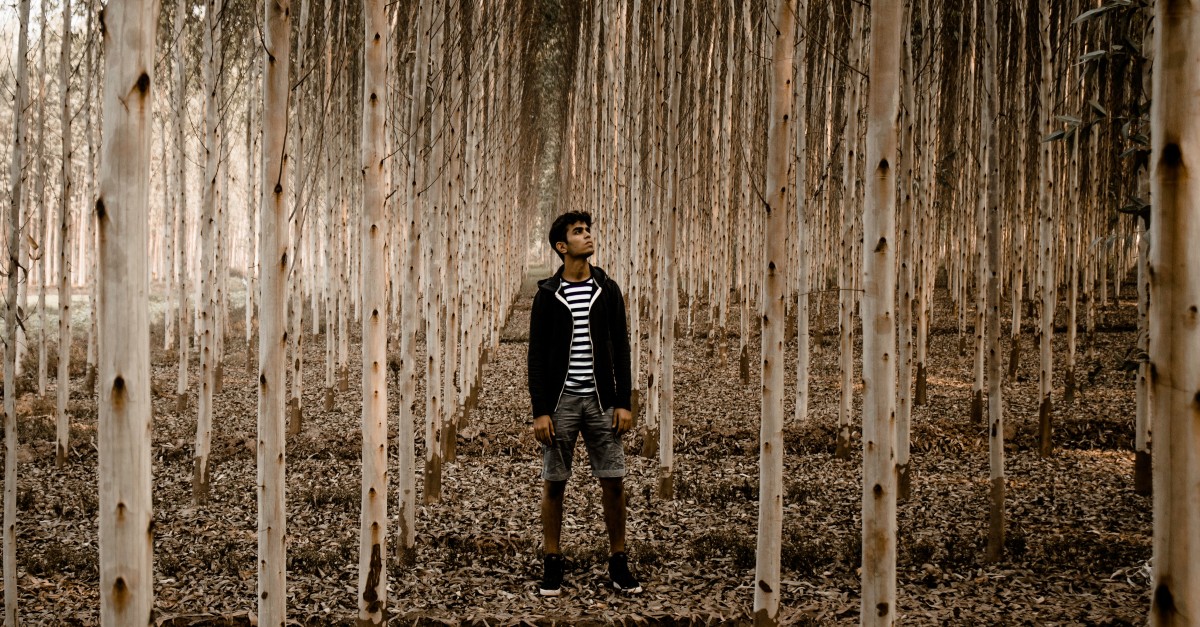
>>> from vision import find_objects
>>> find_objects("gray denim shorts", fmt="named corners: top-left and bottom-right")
top-left (542, 394), bottom-right (626, 481)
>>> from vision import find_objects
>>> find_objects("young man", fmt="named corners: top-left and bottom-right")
top-left (527, 211), bottom-right (641, 596)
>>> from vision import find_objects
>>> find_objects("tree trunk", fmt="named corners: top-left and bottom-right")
top-left (983, 0), bottom-right (1004, 564)
top-left (35, 0), bottom-right (49, 399)
top-left (194, 0), bottom-right (224, 505)
top-left (1148, 3), bottom-right (1200, 623)
top-left (97, 0), bottom-right (159, 622)
top-left (754, 2), bottom-right (794, 623)
top-left (357, 1), bottom-right (389, 621)
top-left (1037, 0), bottom-right (1056, 459)
top-left (861, 0), bottom-right (901, 623)
top-left (4, 1), bottom-right (32, 621)
top-left (174, 0), bottom-right (191, 413)
top-left (55, 0), bottom-right (74, 469)
top-left (258, 0), bottom-right (293, 621)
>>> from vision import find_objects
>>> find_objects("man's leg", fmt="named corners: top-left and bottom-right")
top-left (599, 477), bottom-right (626, 555)
top-left (542, 479), bottom-right (567, 555)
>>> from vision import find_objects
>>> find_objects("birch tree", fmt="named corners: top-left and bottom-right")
top-left (983, 0), bottom-right (1004, 563)
top-left (259, 0), bottom-right (293, 621)
top-left (4, 2), bottom-right (32, 620)
top-left (861, 0), bottom-right (901, 622)
top-left (1148, 1), bottom-right (1200, 622)
top-left (96, 0), bottom-right (160, 621)
top-left (174, 0), bottom-right (191, 414)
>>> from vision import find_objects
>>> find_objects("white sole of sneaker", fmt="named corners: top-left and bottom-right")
top-left (540, 588), bottom-right (561, 597)
top-left (612, 582), bottom-right (642, 594)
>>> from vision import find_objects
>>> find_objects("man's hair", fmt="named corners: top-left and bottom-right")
top-left (548, 211), bottom-right (592, 260)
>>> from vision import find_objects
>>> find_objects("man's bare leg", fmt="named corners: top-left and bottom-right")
top-left (599, 477), bottom-right (626, 554)
top-left (542, 480), bottom-right (567, 554)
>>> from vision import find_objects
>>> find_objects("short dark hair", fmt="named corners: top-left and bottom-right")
top-left (548, 211), bottom-right (592, 260)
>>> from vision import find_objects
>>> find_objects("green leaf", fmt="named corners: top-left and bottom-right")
top-left (1089, 100), bottom-right (1108, 117)
top-left (1056, 114), bottom-right (1083, 126)
top-left (1077, 49), bottom-right (1107, 64)
top-left (1043, 130), bottom-right (1066, 143)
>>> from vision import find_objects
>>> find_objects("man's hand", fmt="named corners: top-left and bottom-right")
top-left (613, 408), bottom-right (633, 435)
top-left (533, 415), bottom-right (555, 445)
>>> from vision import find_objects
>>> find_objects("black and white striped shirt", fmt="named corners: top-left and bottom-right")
top-left (559, 277), bottom-right (597, 397)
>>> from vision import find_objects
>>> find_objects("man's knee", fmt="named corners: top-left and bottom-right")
top-left (599, 477), bottom-right (623, 495)
top-left (544, 480), bottom-right (568, 500)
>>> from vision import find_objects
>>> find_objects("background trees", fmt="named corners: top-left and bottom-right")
top-left (0, 0), bottom-right (1184, 623)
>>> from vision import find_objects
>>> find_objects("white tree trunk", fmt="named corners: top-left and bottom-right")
top-left (357, 0), bottom-right (389, 622)
top-left (754, 2), bottom-right (795, 623)
top-left (194, 0), bottom-right (224, 504)
top-left (55, 0), bottom-right (74, 469)
top-left (174, 0), bottom-right (190, 410)
top-left (1036, 0), bottom-right (1056, 458)
top-left (96, 0), bottom-right (159, 622)
top-left (1148, 2), bottom-right (1200, 623)
top-left (259, 0), bottom-right (293, 621)
top-left (983, 0), bottom-right (1004, 564)
top-left (4, 1), bottom-right (32, 621)
top-left (861, 0), bottom-right (901, 623)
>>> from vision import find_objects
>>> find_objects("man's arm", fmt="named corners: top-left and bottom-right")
top-left (609, 281), bottom-right (633, 411)
top-left (527, 290), bottom-right (555, 420)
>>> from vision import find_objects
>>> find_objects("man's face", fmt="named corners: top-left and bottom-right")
top-left (557, 221), bottom-right (594, 259)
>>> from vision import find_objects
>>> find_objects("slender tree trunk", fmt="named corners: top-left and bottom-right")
top-left (97, 0), bottom-right (159, 622)
top-left (896, 0), bottom-right (915, 501)
top-left (4, 1), bottom-right (32, 621)
top-left (1148, 3), bottom-right (1200, 623)
top-left (259, 0), bottom-right (293, 621)
top-left (56, 0), bottom-right (74, 469)
top-left (861, 0), bottom-right (901, 623)
top-left (1037, 0), bottom-right (1056, 458)
top-left (397, 0), bottom-right (432, 565)
top-left (194, 0), bottom-right (224, 505)
top-left (835, 4), bottom-right (863, 462)
top-left (357, 1), bottom-right (389, 621)
top-left (983, 0), bottom-right (1004, 564)
top-left (1134, 179), bottom-right (1151, 495)
top-left (754, 2), bottom-right (794, 623)
top-left (35, 0), bottom-right (49, 398)
top-left (174, 0), bottom-right (190, 414)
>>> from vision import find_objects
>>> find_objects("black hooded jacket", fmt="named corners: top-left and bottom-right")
top-left (527, 265), bottom-right (632, 420)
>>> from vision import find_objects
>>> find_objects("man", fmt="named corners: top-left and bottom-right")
top-left (527, 211), bottom-right (641, 596)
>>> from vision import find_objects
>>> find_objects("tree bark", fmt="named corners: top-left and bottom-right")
top-left (1148, 2), bottom-right (1200, 623)
top-left (1037, 0), bottom-right (1056, 459)
top-left (357, 1), bottom-right (389, 621)
top-left (861, 0), bottom-right (901, 623)
top-left (754, 2), bottom-right (794, 623)
top-left (96, 0), bottom-right (159, 622)
top-left (194, 0), bottom-right (224, 505)
top-left (4, 1), bottom-right (32, 620)
top-left (258, 0), bottom-right (293, 621)
top-left (983, 0), bottom-right (1004, 564)
top-left (55, 0), bottom-right (74, 469)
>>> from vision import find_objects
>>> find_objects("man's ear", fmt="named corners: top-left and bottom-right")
top-left (555, 241), bottom-right (567, 254)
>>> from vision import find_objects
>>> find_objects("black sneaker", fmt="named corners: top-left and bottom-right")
top-left (540, 553), bottom-right (564, 597)
top-left (608, 552), bottom-right (642, 593)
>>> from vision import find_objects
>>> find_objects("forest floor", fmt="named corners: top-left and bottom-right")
top-left (0, 270), bottom-right (1151, 625)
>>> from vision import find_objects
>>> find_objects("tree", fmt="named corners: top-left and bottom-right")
top-left (357, 0), bottom-right (389, 621)
top-left (258, 0), bottom-right (293, 621)
top-left (55, 0), bottom-right (75, 469)
top-left (754, 1), bottom-right (795, 622)
top-left (96, 0), bottom-right (160, 621)
top-left (173, 0), bottom-right (192, 415)
top-left (4, 1), bottom-right (32, 621)
top-left (1148, 1), bottom-right (1199, 623)
top-left (194, 0), bottom-right (225, 504)
top-left (983, 0), bottom-right (1004, 564)
top-left (1037, 0), bottom-right (1057, 458)
top-left (861, 0), bottom-right (901, 622)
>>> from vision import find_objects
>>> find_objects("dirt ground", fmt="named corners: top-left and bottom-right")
top-left (0, 272), bottom-right (1150, 625)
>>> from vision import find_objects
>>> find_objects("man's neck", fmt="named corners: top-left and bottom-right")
top-left (561, 257), bottom-right (591, 283)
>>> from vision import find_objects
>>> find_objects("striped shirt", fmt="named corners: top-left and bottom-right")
top-left (560, 277), bottom-right (597, 397)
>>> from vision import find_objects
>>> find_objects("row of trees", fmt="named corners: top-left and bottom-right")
top-left (549, 0), bottom-right (1190, 624)
top-left (2, 0), bottom-right (1196, 624)
top-left (2, 0), bottom-right (533, 623)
